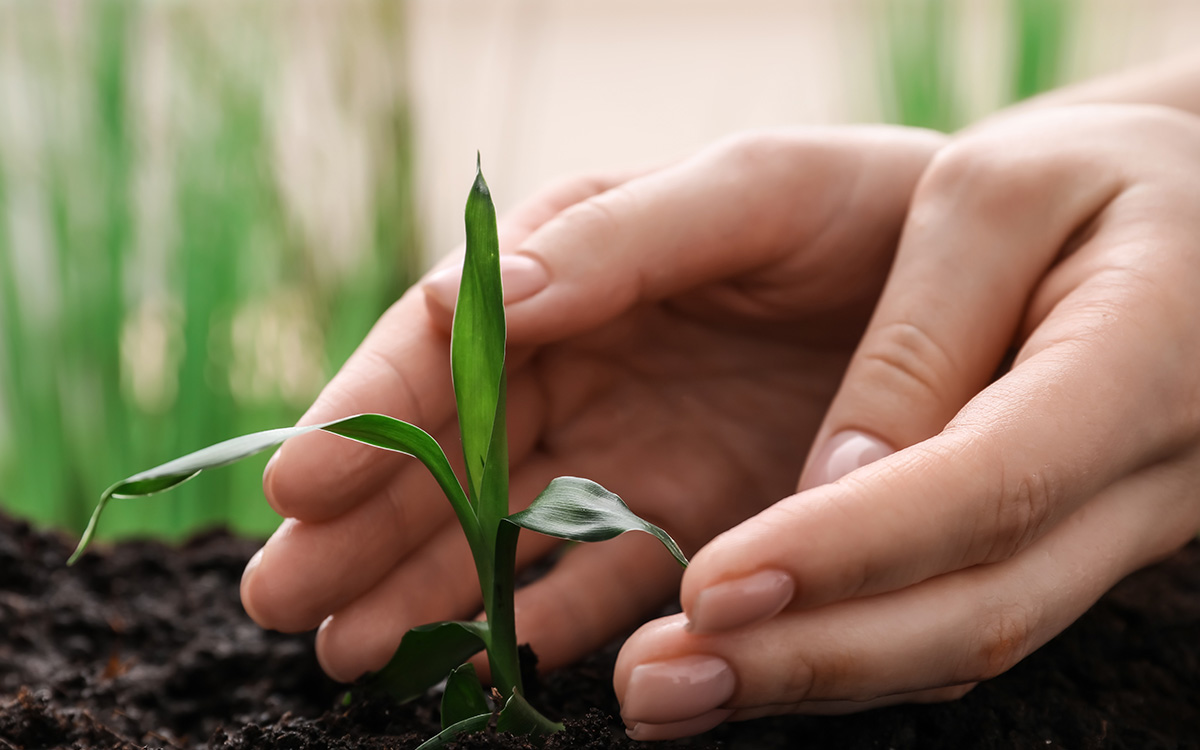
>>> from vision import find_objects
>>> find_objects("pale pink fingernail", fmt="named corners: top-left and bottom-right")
top-left (498, 254), bottom-right (549, 304)
top-left (421, 254), bottom-right (549, 311)
top-left (626, 708), bottom-right (734, 741)
top-left (801, 430), bottom-right (893, 490)
top-left (621, 655), bottom-right (735, 725)
top-left (239, 548), bottom-right (265, 622)
top-left (687, 569), bottom-right (794, 633)
top-left (422, 263), bottom-right (463, 311)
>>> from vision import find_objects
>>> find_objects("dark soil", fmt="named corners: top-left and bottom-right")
top-left (1, 512), bottom-right (1198, 750)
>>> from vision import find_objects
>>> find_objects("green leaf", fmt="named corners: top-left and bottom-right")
top-left (496, 688), bottom-right (564, 736)
top-left (363, 620), bottom-right (488, 704)
top-left (441, 663), bottom-right (491, 730)
top-left (67, 413), bottom-right (473, 565)
top-left (414, 712), bottom-right (492, 750)
top-left (508, 477), bottom-right (690, 567)
top-left (452, 156), bottom-right (505, 505)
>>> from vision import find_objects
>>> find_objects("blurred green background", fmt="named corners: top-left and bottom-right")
top-left (0, 0), bottom-right (1156, 543)
top-left (0, 1), bottom-right (415, 540)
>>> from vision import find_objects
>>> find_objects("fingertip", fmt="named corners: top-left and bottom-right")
top-left (316, 613), bottom-right (396, 684)
top-left (625, 709), bottom-right (733, 741)
top-left (422, 263), bottom-right (462, 317)
top-left (240, 547), bottom-right (266, 625)
top-left (684, 569), bottom-right (795, 634)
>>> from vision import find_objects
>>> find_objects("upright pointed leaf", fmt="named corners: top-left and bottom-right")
top-left (452, 156), bottom-right (505, 504)
top-left (69, 413), bottom-right (472, 564)
top-left (362, 620), bottom-right (489, 703)
top-left (441, 663), bottom-right (491, 729)
top-left (508, 477), bottom-right (689, 567)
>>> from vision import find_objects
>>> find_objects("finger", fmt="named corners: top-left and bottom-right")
top-left (681, 304), bottom-right (1186, 630)
top-left (679, 115), bottom-right (1200, 629)
top-left (267, 171), bottom-right (633, 522)
top-left (422, 127), bottom-right (944, 345)
top-left (626, 683), bottom-right (978, 740)
top-left (242, 437), bottom-right (456, 633)
top-left (798, 116), bottom-right (1129, 492)
top-left (616, 456), bottom-right (1200, 737)
top-left (243, 370), bottom-right (551, 632)
top-left (422, 169), bottom-right (647, 329)
top-left (312, 472), bottom-right (566, 682)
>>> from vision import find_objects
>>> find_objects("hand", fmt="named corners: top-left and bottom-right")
top-left (237, 126), bottom-right (943, 683)
top-left (614, 105), bottom-right (1200, 739)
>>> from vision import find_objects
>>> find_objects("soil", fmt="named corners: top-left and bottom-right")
top-left (1, 511), bottom-right (1197, 750)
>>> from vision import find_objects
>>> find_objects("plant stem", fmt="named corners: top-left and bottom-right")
top-left (484, 519), bottom-right (523, 698)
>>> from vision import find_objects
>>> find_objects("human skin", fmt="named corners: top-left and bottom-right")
top-left (613, 104), bottom-right (1200, 738)
top-left (240, 124), bottom-right (946, 679)
top-left (241, 56), bottom-right (1200, 740)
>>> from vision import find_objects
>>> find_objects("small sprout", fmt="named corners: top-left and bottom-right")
top-left (70, 158), bottom-right (687, 745)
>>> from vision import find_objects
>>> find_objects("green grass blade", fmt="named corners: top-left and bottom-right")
top-left (363, 620), bottom-right (489, 704)
top-left (68, 413), bottom-right (471, 564)
top-left (508, 477), bottom-right (689, 567)
top-left (441, 663), bottom-right (491, 730)
top-left (451, 156), bottom-right (505, 505)
top-left (414, 713), bottom-right (492, 750)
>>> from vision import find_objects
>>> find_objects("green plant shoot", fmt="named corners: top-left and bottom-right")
top-left (69, 157), bottom-right (688, 746)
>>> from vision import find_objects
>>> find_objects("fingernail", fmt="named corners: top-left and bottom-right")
top-left (801, 430), bottom-right (893, 490)
top-left (687, 569), bottom-right (794, 633)
top-left (498, 254), bottom-right (549, 304)
top-left (422, 263), bottom-right (463, 311)
top-left (621, 655), bottom-right (735, 725)
top-left (262, 447), bottom-right (281, 487)
top-left (421, 254), bottom-right (549, 311)
top-left (626, 708), bottom-right (734, 741)
top-left (240, 548), bottom-right (265, 622)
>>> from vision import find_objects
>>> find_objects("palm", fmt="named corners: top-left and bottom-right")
top-left (510, 298), bottom-right (860, 553)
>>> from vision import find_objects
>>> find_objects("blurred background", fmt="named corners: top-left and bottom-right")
top-left (1, 0), bottom-right (1197, 542)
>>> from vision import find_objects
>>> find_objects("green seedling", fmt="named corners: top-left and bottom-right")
top-left (69, 157), bottom-right (687, 747)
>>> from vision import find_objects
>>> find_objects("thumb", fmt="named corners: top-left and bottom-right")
top-left (799, 135), bottom-right (1121, 490)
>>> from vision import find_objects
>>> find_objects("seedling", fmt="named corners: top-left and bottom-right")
top-left (69, 157), bottom-right (687, 747)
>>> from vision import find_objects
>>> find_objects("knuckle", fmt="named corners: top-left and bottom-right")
top-left (963, 603), bottom-right (1037, 682)
top-left (857, 321), bottom-right (959, 406)
top-left (780, 654), bottom-right (817, 704)
top-left (917, 139), bottom-right (1042, 218)
top-left (985, 459), bottom-right (1056, 563)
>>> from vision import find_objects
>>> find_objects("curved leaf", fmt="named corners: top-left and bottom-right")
top-left (68, 413), bottom-right (470, 565)
top-left (496, 688), bottom-right (564, 736)
top-left (441, 663), bottom-right (491, 730)
top-left (507, 477), bottom-right (689, 567)
top-left (363, 620), bottom-right (488, 703)
top-left (415, 712), bottom-right (492, 750)
top-left (452, 156), bottom-right (505, 505)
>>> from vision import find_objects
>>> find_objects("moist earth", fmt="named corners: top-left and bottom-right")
top-left (1, 512), bottom-right (1198, 750)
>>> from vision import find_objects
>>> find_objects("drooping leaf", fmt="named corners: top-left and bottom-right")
top-left (363, 620), bottom-right (488, 704)
top-left (507, 477), bottom-right (689, 567)
top-left (496, 688), bottom-right (565, 736)
top-left (451, 156), bottom-right (505, 505)
top-left (414, 713), bottom-right (492, 750)
top-left (441, 663), bottom-right (491, 730)
top-left (68, 413), bottom-right (472, 565)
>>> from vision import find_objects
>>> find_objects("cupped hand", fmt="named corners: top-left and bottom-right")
top-left (238, 126), bottom-right (944, 683)
top-left (614, 105), bottom-right (1200, 739)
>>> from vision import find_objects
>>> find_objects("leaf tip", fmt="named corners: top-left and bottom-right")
top-left (473, 153), bottom-right (490, 198)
